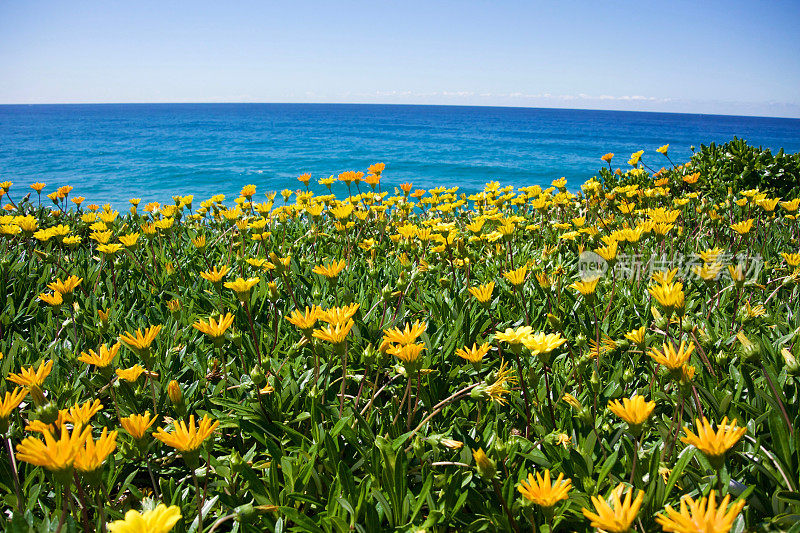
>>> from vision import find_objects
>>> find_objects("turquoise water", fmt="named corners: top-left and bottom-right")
top-left (1, 103), bottom-right (799, 206)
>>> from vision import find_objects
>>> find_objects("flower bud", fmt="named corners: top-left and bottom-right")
top-left (250, 365), bottom-right (266, 386)
top-left (229, 451), bottom-right (245, 474)
top-left (589, 369), bottom-right (600, 392)
top-left (168, 380), bottom-right (183, 406)
top-left (740, 341), bottom-right (761, 364)
top-left (235, 503), bottom-right (255, 523)
top-left (35, 402), bottom-right (59, 425)
top-left (575, 333), bottom-right (587, 349)
top-left (412, 436), bottom-right (425, 460)
top-left (267, 282), bottom-right (280, 302)
top-left (381, 285), bottom-right (393, 302)
top-left (472, 448), bottom-right (496, 480)
top-left (781, 347), bottom-right (800, 376)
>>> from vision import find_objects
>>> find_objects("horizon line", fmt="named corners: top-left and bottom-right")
top-left (1, 101), bottom-right (799, 121)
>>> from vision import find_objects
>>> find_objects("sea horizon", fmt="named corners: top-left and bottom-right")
top-left (3, 101), bottom-right (800, 122)
top-left (2, 102), bottom-right (800, 206)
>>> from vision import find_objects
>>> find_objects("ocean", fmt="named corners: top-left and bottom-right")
top-left (1, 103), bottom-right (799, 206)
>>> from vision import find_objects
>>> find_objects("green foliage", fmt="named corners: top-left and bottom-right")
top-left (690, 137), bottom-right (800, 198)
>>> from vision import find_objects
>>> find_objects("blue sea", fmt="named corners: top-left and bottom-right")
top-left (1, 103), bottom-right (800, 206)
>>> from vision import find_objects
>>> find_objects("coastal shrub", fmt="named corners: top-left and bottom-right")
top-left (689, 137), bottom-right (800, 198)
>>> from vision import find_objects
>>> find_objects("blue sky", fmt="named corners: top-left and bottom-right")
top-left (1, 0), bottom-right (799, 117)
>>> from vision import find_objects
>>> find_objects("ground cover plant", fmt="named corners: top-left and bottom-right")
top-left (0, 146), bottom-right (799, 532)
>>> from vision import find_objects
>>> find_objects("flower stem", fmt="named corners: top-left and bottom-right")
top-left (491, 479), bottom-right (521, 533)
top-left (5, 437), bottom-right (22, 512)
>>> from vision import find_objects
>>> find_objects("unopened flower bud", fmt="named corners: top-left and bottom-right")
top-left (781, 347), bottom-right (800, 375)
top-left (35, 402), bottom-right (59, 425)
top-left (168, 380), bottom-right (183, 406)
top-left (472, 448), bottom-right (496, 480)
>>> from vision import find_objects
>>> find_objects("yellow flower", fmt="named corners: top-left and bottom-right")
top-left (120, 411), bottom-right (158, 441)
top-left (535, 271), bottom-right (553, 288)
top-left (107, 503), bottom-right (182, 533)
top-left (383, 321), bottom-right (427, 346)
top-left (389, 342), bottom-right (426, 364)
top-left (782, 252), bottom-right (800, 268)
top-left (153, 414), bottom-right (219, 453)
top-left (608, 394), bottom-right (655, 433)
top-left (624, 327), bottom-right (645, 346)
top-left (483, 359), bottom-right (517, 405)
top-left (495, 326), bottom-right (533, 347)
top-left (582, 483), bottom-right (645, 533)
top-left (517, 469), bottom-right (572, 509)
top-left (166, 299), bottom-right (181, 313)
top-left (693, 262), bottom-right (723, 282)
top-left (78, 342), bottom-right (121, 368)
top-left (455, 342), bottom-right (490, 363)
top-left (571, 275), bottom-right (600, 296)
top-left (91, 230), bottom-right (113, 244)
top-left (741, 301), bottom-right (764, 320)
top-left (119, 232), bottom-right (140, 248)
top-left (503, 265), bottom-right (528, 287)
top-left (74, 427), bottom-right (117, 473)
top-left (313, 319), bottom-right (355, 345)
top-left (648, 340), bottom-right (694, 371)
top-left (648, 282), bottom-right (685, 313)
top-left (595, 241), bottom-right (618, 262)
top-left (47, 275), bottom-right (83, 295)
top-left (62, 399), bottom-right (103, 426)
top-left (757, 197), bottom-right (779, 212)
top-left (602, 153), bottom-right (614, 163)
top-left (628, 150), bottom-right (644, 166)
top-left (97, 243), bottom-right (124, 256)
top-left (224, 277), bottom-right (260, 301)
top-left (730, 219), bottom-right (753, 235)
top-left (681, 417), bottom-right (746, 465)
top-left (193, 313), bottom-right (235, 339)
top-left (588, 335), bottom-right (618, 359)
top-left (286, 306), bottom-right (322, 333)
top-left (555, 433), bottom-right (572, 448)
top-left (469, 281), bottom-right (494, 304)
top-left (7, 360), bottom-right (53, 403)
top-left (38, 291), bottom-right (63, 307)
top-left (692, 246), bottom-right (721, 264)
top-left (200, 265), bottom-right (230, 283)
top-left (656, 490), bottom-right (746, 533)
top-left (656, 144), bottom-right (669, 155)
top-left (522, 332), bottom-right (567, 357)
top-left (16, 423), bottom-right (91, 472)
top-left (319, 303), bottom-right (360, 324)
top-left (119, 325), bottom-right (162, 353)
top-left (116, 365), bottom-right (145, 382)
top-left (0, 387), bottom-right (28, 421)
top-left (312, 259), bottom-right (346, 278)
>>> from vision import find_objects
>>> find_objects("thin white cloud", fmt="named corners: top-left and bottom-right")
top-left (360, 90), bottom-right (673, 103)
